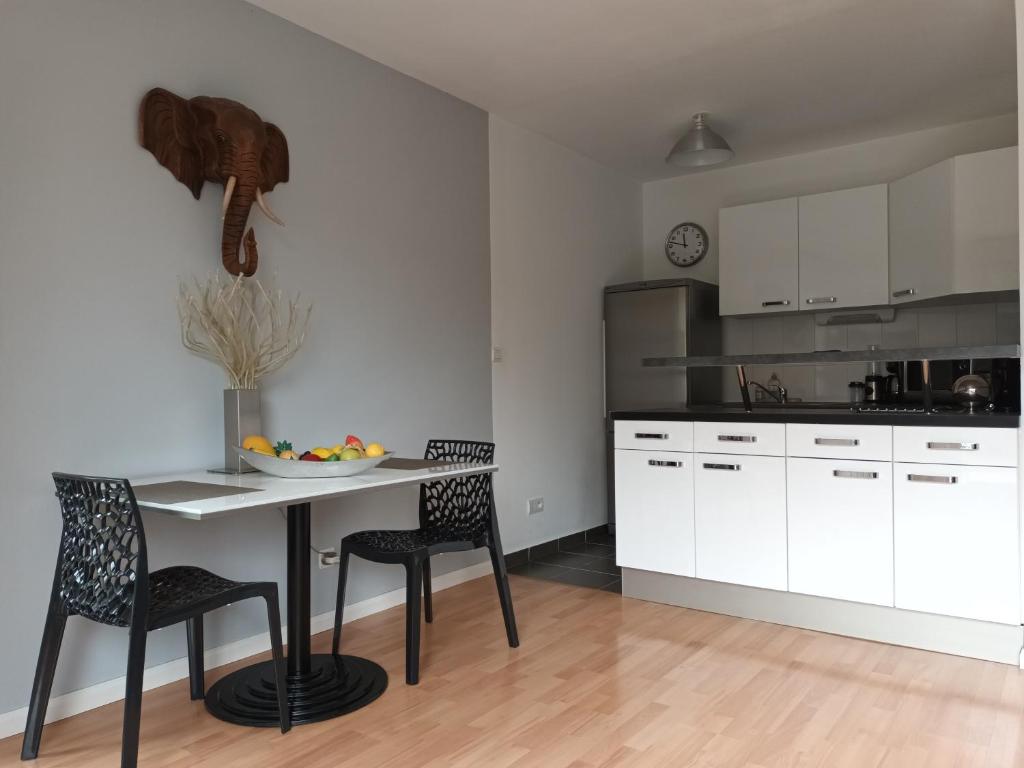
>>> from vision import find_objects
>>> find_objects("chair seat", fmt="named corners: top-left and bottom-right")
top-left (344, 527), bottom-right (482, 555)
top-left (147, 566), bottom-right (266, 630)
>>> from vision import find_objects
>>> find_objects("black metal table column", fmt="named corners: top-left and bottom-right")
top-left (205, 502), bottom-right (388, 726)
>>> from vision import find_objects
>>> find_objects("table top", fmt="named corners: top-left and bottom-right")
top-left (133, 461), bottom-right (498, 520)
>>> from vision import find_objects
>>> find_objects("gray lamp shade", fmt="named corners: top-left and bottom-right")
top-left (666, 113), bottom-right (734, 168)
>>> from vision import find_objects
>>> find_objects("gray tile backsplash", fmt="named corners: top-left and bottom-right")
top-left (718, 300), bottom-right (1019, 403)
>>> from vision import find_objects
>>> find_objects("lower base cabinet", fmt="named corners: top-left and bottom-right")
top-left (614, 449), bottom-right (695, 577)
top-left (787, 458), bottom-right (894, 606)
top-left (894, 462), bottom-right (1020, 625)
top-left (695, 453), bottom-right (787, 590)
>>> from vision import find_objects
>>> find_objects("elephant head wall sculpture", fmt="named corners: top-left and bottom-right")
top-left (139, 87), bottom-right (289, 276)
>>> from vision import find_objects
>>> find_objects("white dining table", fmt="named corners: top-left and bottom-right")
top-left (133, 460), bottom-right (498, 726)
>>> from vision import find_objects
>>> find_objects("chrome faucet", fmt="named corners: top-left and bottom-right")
top-left (748, 380), bottom-right (788, 404)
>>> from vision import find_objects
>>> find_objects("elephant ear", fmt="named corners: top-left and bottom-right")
top-left (139, 87), bottom-right (205, 199)
top-left (260, 123), bottom-right (289, 192)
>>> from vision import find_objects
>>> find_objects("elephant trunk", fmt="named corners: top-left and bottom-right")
top-left (221, 160), bottom-right (260, 277)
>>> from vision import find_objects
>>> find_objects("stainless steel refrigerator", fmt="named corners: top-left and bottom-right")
top-left (604, 278), bottom-right (722, 531)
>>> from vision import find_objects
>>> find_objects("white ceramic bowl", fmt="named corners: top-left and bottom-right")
top-left (236, 447), bottom-right (394, 478)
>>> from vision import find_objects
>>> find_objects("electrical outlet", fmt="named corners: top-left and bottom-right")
top-left (527, 496), bottom-right (544, 515)
top-left (318, 548), bottom-right (340, 568)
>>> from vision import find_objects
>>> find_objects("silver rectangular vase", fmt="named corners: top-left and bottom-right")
top-left (218, 388), bottom-right (262, 474)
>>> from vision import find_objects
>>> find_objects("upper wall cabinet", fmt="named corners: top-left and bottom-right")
top-left (889, 146), bottom-right (1018, 304)
top-left (798, 184), bottom-right (889, 310)
top-left (718, 198), bottom-right (799, 316)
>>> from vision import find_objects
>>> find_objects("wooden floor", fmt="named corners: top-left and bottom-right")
top-left (5, 574), bottom-right (1024, 767)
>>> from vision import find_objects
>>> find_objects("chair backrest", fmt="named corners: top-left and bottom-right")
top-left (50, 473), bottom-right (149, 628)
top-left (419, 439), bottom-right (495, 539)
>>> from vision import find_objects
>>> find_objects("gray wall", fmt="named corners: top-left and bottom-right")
top-left (0, 0), bottom-right (491, 715)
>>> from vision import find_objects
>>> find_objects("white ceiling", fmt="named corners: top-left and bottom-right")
top-left (248, 0), bottom-right (1017, 181)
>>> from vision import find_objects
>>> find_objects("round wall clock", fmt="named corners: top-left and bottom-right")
top-left (665, 222), bottom-right (708, 267)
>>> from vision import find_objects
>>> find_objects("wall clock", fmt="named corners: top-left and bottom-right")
top-left (665, 222), bottom-right (708, 267)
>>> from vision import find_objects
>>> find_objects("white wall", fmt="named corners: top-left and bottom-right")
top-left (643, 113), bottom-right (1017, 283)
top-left (0, 0), bottom-right (491, 717)
top-left (489, 116), bottom-right (642, 552)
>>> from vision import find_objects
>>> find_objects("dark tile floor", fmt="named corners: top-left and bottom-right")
top-left (507, 528), bottom-right (621, 593)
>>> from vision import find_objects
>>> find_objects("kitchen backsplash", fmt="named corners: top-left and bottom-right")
top-left (719, 300), bottom-right (1020, 402)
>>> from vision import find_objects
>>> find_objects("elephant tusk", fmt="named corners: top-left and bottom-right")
top-left (221, 176), bottom-right (237, 220)
top-left (256, 188), bottom-right (285, 227)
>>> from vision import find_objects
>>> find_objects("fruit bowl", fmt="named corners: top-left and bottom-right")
top-left (236, 447), bottom-right (394, 478)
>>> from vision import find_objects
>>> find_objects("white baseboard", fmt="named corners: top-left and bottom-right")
top-left (623, 568), bottom-right (1024, 666)
top-left (0, 560), bottom-right (493, 740)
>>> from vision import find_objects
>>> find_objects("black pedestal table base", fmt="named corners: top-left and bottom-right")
top-left (206, 654), bottom-right (387, 726)
top-left (205, 501), bottom-right (388, 726)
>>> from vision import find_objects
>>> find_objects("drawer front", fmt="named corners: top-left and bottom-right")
top-left (893, 426), bottom-right (1017, 467)
top-left (694, 421), bottom-right (786, 456)
top-left (786, 423), bottom-right (892, 461)
top-left (787, 458), bottom-right (893, 607)
top-left (615, 420), bottom-right (693, 452)
top-left (894, 463), bottom-right (1020, 625)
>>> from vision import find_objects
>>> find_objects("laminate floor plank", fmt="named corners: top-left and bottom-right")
top-left (4, 575), bottom-right (1024, 767)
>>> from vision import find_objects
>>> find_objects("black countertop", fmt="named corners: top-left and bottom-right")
top-left (611, 404), bottom-right (1020, 428)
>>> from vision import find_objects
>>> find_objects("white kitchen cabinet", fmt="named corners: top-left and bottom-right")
top-left (798, 184), bottom-right (889, 310)
top-left (614, 449), bottom-right (695, 577)
top-left (787, 458), bottom-right (893, 606)
top-left (694, 453), bottom-right (787, 590)
top-left (694, 420), bottom-right (786, 456)
top-left (893, 462), bottom-right (1020, 625)
top-left (718, 198), bottom-right (799, 316)
top-left (889, 146), bottom-right (1018, 304)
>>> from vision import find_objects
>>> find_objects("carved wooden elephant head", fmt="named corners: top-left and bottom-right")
top-left (139, 87), bottom-right (289, 276)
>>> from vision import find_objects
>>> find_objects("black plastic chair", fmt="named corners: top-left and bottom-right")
top-left (331, 439), bottom-right (519, 684)
top-left (21, 474), bottom-right (290, 768)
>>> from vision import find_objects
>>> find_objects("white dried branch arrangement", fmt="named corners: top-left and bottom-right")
top-left (178, 274), bottom-right (312, 390)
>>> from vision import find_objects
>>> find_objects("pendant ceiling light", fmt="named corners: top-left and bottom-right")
top-left (666, 112), bottom-right (734, 168)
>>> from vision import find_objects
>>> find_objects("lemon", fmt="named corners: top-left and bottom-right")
top-left (332, 444), bottom-right (345, 455)
top-left (365, 443), bottom-right (385, 458)
top-left (311, 447), bottom-right (333, 460)
top-left (243, 435), bottom-right (274, 454)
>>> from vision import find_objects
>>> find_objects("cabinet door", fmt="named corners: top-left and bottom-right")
top-left (694, 453), bottom-right (787, 590)
top-left (894, 463), bottom-right (1020, 625)
top-left (799, 184), bottom-right (889, 310)
top-left (614, 449), bottom-right (695, 577)
top-left (718, 199), bottom-right (798, 316)
top-left (952, 146), bottom-right (1019, 294)
top-left (787, 458), bottom-right (893, 606)
top-left (889, 161), bottom-right (954, 304)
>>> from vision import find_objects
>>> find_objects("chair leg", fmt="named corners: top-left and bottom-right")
top-left (405, 559), bottom-right (423, 685)
top-left (120, 623), bottom-right (148, 768)
top-left (423, 557), bottom-right (433, 623)
top-left (263, 590), bottom-right (291, 733)
top-left (20, 607), bottom-right (67, 760)
top-left (331, 548), bottom-right (351, 656)
top-left (488, 543), bottom-right (520, 648)
top-left (185, 616), bottom-right (204, 701)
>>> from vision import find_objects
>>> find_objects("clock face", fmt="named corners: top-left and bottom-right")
top-left (665, 222), bottom-right (708, 267)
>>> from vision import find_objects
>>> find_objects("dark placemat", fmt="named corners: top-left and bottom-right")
top-left (135, 481), bottom-right (263, 505)
top-left (378, 458), bottom-right (455, 471)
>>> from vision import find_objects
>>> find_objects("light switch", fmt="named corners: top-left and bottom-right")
top-left (491, 346), bottom-right (504, 363)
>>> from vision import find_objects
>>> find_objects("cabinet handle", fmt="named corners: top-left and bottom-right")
top-left (815, 437), bottom-right (860, 446)
top-left (761, 299), bottom-right (791, 307)
top-left (648, 459), bottom-right (683, 468)
top-left (833, 469), bottom-right (878, 480)
top-left (926, 441), bottom-right (979, 451)
top-left (703, 462), bottom-right (741, 471)
top-left (718, 435), bottom-right (756, 443)
top-left (805, 296), bottom-right (837, 305)
top-left (634, 432), bottom-right (668, 440)
top-left (892, 288), bottom-right (916, 298)
top-left (908, 473), bottom-right (958, 484)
